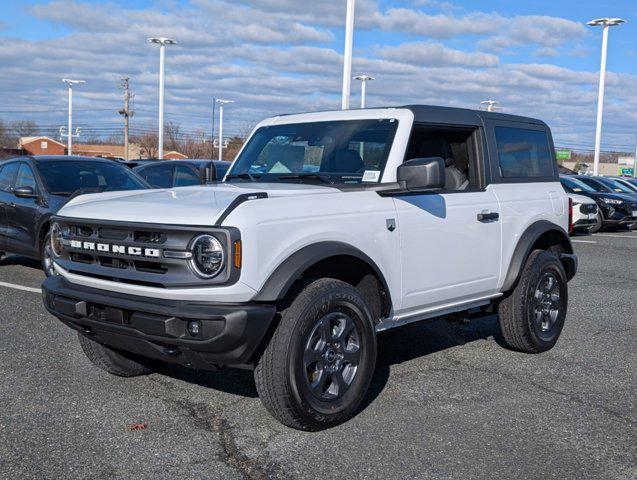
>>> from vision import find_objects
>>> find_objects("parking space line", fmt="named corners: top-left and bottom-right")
top-left (572, 240), bottom-right (597, 244)
top-left (0, 281), bottom-right (41, 294)
top-left (594, 234), bottom-right (637, 239)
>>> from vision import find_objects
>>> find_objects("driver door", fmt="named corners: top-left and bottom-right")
top-left (6, 162), bottom-right (42, 256)
top-left (0, 162), bottom-right (20, 252)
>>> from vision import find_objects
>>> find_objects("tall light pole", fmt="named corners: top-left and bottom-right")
top-left (480, 99), bottom-right (499, 112)
top-left (587, 18), bottom-right (625, 176)
top-left (62, 79), bottom-right (85, 156)
top-left (354, 75), bottom-right (375, 109)
top-left (148, 37), bottom-right (177, 159)
top-left (341, 0), bottom-right (356, 110)
top-left (216, 99), bottom-right (233, 161)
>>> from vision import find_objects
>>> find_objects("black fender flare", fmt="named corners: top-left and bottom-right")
top-left (252, 241), bottom-right (392, 306)
top-left (502, 220), bottom-right (575, 292)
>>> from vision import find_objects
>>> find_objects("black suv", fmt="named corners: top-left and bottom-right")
top-left (560, 175), bottom-right (637, 231)
top-left (133, 159), bottom-right (232, 188)
top-left (0, 156), bottom-right (149, 275)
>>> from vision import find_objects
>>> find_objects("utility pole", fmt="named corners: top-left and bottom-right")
top-left (341, 0), bottom-right (356, 110)
top-left (62, 79), bottom-right (85, 155)
top-left (118, 77), bottom-right (134, 161)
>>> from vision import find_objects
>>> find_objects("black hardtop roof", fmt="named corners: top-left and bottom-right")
top-left (402, 105), bottom-right (547, 127)
top-left (276, 104), bottom-right (547, 128)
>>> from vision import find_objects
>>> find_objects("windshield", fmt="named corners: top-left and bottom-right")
top-left (560, 176), bottom-right (596, 193)
top-left (599, 177), bottom-right (635, 194)
top-left (227, 119), bottom-right (399, 184)
top-left (37, 160), bottom-right (148, 196)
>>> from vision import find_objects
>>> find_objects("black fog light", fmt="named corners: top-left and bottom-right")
top-left (187, 320), bottom-right (202, 337)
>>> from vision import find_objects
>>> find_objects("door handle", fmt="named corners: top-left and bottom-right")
top-left (477, 211), bottom-right (499, 222)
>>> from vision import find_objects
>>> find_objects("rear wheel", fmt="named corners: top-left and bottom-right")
top-left (498, 250), bottom-right (568, 353)
top-left (254, 279), bottom-right (377, 431)
top-left (77, 333), bottom-right (155, 377)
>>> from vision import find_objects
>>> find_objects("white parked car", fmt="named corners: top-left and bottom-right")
top-left (567, 192), bottom-right (598, 233)
top-left (43, 106), bottom-right (577, 430)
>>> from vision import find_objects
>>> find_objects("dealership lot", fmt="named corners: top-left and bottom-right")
top-left (0, 232), bottom-right (635, 480)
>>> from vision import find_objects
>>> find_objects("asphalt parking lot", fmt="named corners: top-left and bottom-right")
top-left (0, 232), bottom-right (635, 480)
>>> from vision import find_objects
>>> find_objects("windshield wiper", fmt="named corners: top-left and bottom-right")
top-left (226, 172), bottom-right (259, 182)
top-left (276, 173), bottom-right (334, 184)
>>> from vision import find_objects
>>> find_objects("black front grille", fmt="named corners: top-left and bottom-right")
top-left (54, 218), bottom-right (239, 288)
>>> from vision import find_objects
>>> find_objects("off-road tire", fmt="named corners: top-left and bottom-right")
top-left (77, 333), bottom-right (155, 377)
top-left (254, 279), bottom-right (377, 431)
top-left (498, 250), bottom-right (568, 353)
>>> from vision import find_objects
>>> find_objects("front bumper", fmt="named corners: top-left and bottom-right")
top-left (42, 276), bottom-right (276, 370)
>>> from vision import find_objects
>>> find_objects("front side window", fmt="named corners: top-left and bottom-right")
top-left (0, 163), bottom-right (20, 192)
top-left (15, 164), bottom-right (37, 191)
top-left (228, 119), bottom-right (399, 184)
top-left (495, 127), bottom-right (554, 179)
top-left (37, 161), bottom-right (148, 196)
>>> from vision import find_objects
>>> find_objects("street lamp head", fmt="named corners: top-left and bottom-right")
top-left (587, 18), bottom-right (626, 27)
top-left (216, 99), bottom-right (234, 106)
top-left (354, 75), bottom-right (375, 82)
top-left (62, 78), bottom-right (86, 86)
top-left (148, 37), bottom-right (178, 45)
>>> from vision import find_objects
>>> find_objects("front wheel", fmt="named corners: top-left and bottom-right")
top-left (254, 279), bottom-right (377, 431)
top-left (41, 232), bottom-right (58, 277)
top-left (77, 333), bottom-right (155, 377)
top-left (498, 250), bottom-right (568, 353)
top-left (589, 211), bottom-right (603, 234)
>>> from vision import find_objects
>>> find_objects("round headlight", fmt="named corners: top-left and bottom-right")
top-left (50, 222), bottom-right (64, 258)
top-left (190, 234), bottom-right (225, 278)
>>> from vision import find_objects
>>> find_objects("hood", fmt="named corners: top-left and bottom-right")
top-left (57, 182), bottom-right (339, 226)
top-left (580, 191), bottom-right (637, 204)
top-left (567, 193), bottom-right (596, 205)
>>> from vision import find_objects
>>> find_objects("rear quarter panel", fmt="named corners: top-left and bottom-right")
top-left (491, 182), bottom-right (569, 289)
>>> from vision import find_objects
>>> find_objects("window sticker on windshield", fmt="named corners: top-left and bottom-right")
top-left (362, 170), bottom-right (381, 182)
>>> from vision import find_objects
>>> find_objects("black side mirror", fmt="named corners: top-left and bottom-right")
top-left (397, 157), bottom-right (445, 191)
top-left (13, 186), bottom-right (38, 198)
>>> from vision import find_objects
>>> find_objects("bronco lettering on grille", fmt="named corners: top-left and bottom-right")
top-left (69, 240), bottom-right (160, 258)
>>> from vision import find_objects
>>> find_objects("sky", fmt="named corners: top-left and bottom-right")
top-left (0, 0), bottom-right (635, 152)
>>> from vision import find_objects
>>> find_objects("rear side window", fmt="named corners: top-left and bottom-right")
top-left (174, 165), bottom-right (201, 187)
top-left (0, 163), bottom-right (20, 191)
top-left (495, 127), bottom-right (554, 179)
top-left (139, 164), bottom-right (173, 189)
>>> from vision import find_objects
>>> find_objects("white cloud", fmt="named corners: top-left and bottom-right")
top-left (0, 0), bottom-right (633, 151)
top-left (378, 42), bottom-right (499, 68)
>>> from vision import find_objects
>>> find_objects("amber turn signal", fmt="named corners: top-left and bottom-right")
top-left (233, 240), bottom-right (242, 269)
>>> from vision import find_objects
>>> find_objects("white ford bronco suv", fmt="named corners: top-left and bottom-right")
top-left (43, 106), bottom-right (577, 430)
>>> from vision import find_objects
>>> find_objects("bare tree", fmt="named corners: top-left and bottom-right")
top-left (164, 121), bottom-right (181, 152)
top-left (10, 120), bottom-right (38, 138)
top-left (0, 119), bottom-right (10, 147)
top-left (132, 131), bottom-right (159, 159)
